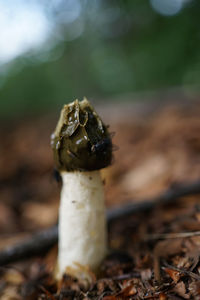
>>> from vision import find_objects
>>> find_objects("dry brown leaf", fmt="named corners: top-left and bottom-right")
top-left (102, 296), bottom-right (117, 300)
top-left (159, 293), bottom-right (167, 300)
top-left (154, 239), bottom-right (184, 281)
top-left (189, 281), bottom-right (200, 298)
top-left (154, 239), bottom-right (184, 258)
top-left (103, 284), bottom-right (137, 300)
top-left (117, 284), bottom-right (137, 297)
top-left (164, 267), bottom-right (180, 283)
top-left (0, 286), bottom-right (21, 300)
top-left (3, 268), bottom-right (25, 285)
top-left (173, 281), bottom-right (190, 299)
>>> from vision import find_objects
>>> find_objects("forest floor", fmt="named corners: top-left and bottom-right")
top-left (0, 100), bottom-right (200, 299)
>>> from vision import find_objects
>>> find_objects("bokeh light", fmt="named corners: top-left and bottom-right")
top-left (0, 0), bottom-right (50, 64)
top-left (0, 0), bottom-right (199, 119)
top-left (150, 0), bottom-right (188, 16)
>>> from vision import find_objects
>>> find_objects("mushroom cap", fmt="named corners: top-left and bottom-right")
top-left (51, 98), bottom-right (112, 171)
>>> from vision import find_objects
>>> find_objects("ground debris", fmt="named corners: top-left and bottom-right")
top-left (0, 103), bottom-right (200, 299)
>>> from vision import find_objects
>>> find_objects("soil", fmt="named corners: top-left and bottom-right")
top-left (0, 101), bottom-right (200, 299)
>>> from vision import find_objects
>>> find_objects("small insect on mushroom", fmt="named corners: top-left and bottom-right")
top-left (91, 137), bottom-right (112, 154)
top-left (51, 98), bottom-right (113, 279)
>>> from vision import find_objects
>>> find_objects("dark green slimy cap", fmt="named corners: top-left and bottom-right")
top-left (51, 98), bottom-right (112, 171)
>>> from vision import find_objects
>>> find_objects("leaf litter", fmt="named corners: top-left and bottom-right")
top-left (0, 103), bottom-right (200, 298)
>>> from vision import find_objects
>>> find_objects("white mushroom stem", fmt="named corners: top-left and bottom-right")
top-left (58, 170), bottom-right (107, 278)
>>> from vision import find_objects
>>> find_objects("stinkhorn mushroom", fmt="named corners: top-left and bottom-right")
top-left (51, 98), bottom-right (112, 278)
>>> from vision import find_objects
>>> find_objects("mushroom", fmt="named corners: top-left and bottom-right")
top-left (51, 98), bottom-right (112, 279)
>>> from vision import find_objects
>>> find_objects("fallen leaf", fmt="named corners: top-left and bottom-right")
top-left (173, 281), bottom-right (190, 299)
top-left (159, 292), bottom-right (167, 300)
top-left (117, 284), bottom-right (137, 297)
top-left (103, 296), bottom-right (117, 300)
top-left (164, 267), bottom-right (180, 283)
top-left (3, 268), bottom-right (25, 285)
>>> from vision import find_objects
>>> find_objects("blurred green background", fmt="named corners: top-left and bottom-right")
top-left (0, 0), bottom-right (200, 119)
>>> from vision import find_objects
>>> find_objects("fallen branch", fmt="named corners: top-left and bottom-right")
top-left (0, 180), bottom-right (200, 266)
top-left (0, 226), bottom-right (58, 266)
top-left (107, 180), bottom-right (200, 222)
top-left (144, 231), bottom-right (200, 241)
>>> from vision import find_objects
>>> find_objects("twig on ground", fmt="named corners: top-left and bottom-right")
top-left (163, 262), bottom-right (200, 280)
top-left (107, 180), bottom-right (200, 222)
top-left (0, 180), bottom-right (200, 266)
top-left (111, 272), bottom-right (141, 280)
top-left (144, 231), bottom-right (200, 241)
top-left (0, 226), bottom-right (58, 265)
